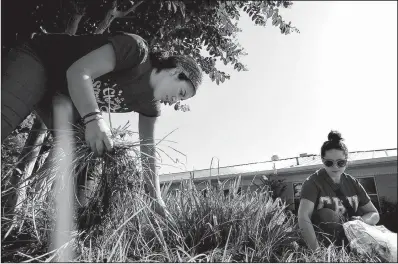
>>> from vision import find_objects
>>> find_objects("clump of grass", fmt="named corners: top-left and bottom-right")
top-left (21, 123), bottom-right (147, 231)
top-left (1, 123), bottom-right (146, 261)
top-left (159, 179), bottom-right (299, 262)
top-left (76, 146), bottom-right (144, 231)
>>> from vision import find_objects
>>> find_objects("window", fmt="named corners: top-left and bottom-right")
top-left (358, 177), bottom-right (377, 194)
top-left (293, 182), bottom-right (303, 212)
top-left (357, 177), bottom-right (380, 211)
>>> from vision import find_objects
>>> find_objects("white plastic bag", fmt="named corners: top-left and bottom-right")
top-left (343, 220), bottom-right (397, 262)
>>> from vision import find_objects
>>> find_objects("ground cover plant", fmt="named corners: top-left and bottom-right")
top-left (1, 126), bottom-right (386, 263)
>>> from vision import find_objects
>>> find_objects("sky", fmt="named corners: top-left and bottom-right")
top-left (105, 1), bottom-right (397, 175)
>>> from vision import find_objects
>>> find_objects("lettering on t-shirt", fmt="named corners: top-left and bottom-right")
top-left (92, 79), bottom-right (126, 112)
top-left (317, 195), bottom-right (359, 214)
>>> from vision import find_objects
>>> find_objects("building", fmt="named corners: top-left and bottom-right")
top-left (160, 148), bottom-right (397, 212)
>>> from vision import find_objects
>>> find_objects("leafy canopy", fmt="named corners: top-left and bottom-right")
top-left (4, 0), bottom-right (299, 86)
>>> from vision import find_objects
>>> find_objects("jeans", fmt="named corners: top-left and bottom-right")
top-left (312, 208), bottom-right (349, 247)
top-left (1, 45), bottom-right (92, 216)
top-left (1, 45), bottom-right (48, 143)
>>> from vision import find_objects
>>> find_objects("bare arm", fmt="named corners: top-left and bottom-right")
top-left (138, 114), bottom-right (164, 207)
top-left (66, 44), bottom-right (116, 117)
top-left (298, 198), bottom-right (319, 251)
top-left (359, 201), bottom-right (380, 225)
top-left (66, 44), bottom-right (116, 155)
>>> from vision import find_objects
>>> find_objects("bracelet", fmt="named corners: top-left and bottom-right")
top-left (81, 111), bottom-right (102, 122)
top-left (84, 115), bottom-right (103, 126)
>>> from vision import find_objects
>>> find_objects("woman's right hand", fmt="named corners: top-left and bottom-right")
top-left (85, 117), bottom-right (113, 156)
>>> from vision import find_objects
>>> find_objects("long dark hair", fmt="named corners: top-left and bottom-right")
top-left (321, 130), bottom-right (348, 158)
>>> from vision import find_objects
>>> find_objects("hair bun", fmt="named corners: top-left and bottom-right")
top-left (328, 130), bottom-right (343, 142)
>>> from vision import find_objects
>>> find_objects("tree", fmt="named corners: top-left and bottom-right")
top-left (3, 0), bottom-right (299, 86)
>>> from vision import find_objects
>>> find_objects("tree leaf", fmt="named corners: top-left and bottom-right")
top-left (267, 6), bottom-right (274, 18)
top-left (272, 16), bottom-right (281, 27)
top-left (179, 1), bottom-right (186, 18)
top-left (209, 71), bottom-right (215, 81)
top-left (215, 71), bottom-right (222, 85)
top-left (272, 9), bottom-right (279, 20)
top-left (171, 1), bottom-right (177, 13)
top-left (174, 101), bottom-right (181, 110)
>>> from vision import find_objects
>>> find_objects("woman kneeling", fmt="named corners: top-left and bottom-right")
top-left (298, 130), bottom-right (380, 251)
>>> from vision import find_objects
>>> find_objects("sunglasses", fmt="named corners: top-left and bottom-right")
top-left (322, 159), bottom-right (348, 168)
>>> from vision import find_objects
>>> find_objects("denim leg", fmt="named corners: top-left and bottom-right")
top-left (312, 208), bottom-right (347, 246)
top-left (1, 47), bottom-right (47, 143)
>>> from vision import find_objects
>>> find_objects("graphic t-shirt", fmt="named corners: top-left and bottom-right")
top-left (27, 32), bottom-right (161, 117)
top-left (300, 168), bottom-right (371, 215)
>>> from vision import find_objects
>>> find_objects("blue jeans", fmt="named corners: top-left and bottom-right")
top-left (312, 208), bottom-right (349, 247)
top-left (1, 44), bottom-right (82, 142)
top-left (1, 45), bottom-right (48, 142)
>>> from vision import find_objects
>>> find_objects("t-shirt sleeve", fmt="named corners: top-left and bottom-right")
top-left (107, 33), bottom-right (149, 73)
top-left (353, 178), bottom-right (371, 207)
top-left (300, 179), bottom-right (318, 204)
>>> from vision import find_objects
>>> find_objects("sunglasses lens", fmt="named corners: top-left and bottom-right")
top-left (324, 160), bottom-right (334, 167)
top-left (337, 160), bottom-right (347, 167)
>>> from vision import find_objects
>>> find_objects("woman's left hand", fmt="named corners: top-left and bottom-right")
top-left (350, 216), bottom-right (363, 222)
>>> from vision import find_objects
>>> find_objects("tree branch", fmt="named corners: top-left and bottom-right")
top-left (118, 0), bottom-right (145, 17)
top-left (65, 12), bottom-right (85, 35)
top-left (64, 0), bottom-right (87, 35)
top-left (94, 0), bottom-right (145, 34)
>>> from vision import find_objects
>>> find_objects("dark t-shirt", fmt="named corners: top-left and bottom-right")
top-left (300, 168), bottom-right (371, 215)
top-left (27, 32), bottom-right (161, 117)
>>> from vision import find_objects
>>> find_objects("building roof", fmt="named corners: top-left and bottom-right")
top-left (160, 148), bottom-right (397, 182)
